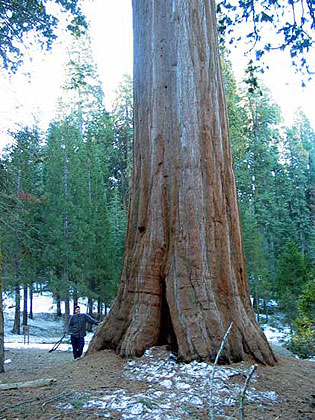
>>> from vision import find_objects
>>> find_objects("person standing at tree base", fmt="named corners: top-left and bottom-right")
top-left (67, 305), bottom-right (99, 359)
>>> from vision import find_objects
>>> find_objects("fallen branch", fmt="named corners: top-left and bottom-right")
top-left (209, 322), bottom-right (233, 420)
top-left (48, 334), bottom-right (66, 353)
top-left (42, 391), bottom-right (69, 412)
top-left (0, 377), bottom-right (57, 390)
top-left (239, 364), bottom-right (258, 420)
top-left (91, 385), bottom-right (122, 391)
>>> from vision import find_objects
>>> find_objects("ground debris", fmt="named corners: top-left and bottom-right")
top-left (0, 377), bottom-right (57, 390)
top-left (1, 346), bottom-right (314, 420)
top-left (55, 347), bottom-right (278, 419)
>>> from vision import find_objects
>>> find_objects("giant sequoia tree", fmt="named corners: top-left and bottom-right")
top-left (88, 0), bottom-right (276, 365)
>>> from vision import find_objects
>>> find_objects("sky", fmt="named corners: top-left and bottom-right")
top-left (0, 0), bottom-right (133, 150)
top-left (0, 0), bottom-right (314, 151)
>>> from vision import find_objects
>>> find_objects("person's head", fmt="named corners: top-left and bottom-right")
top-left (74, 305), bottom-right (80, 314)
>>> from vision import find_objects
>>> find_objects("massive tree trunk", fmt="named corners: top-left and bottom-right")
top-left (89, 0), bottom-right (276, 365)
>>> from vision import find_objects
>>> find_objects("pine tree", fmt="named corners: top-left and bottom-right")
top-left (42, 33), bottom-right (127, 316)
top-left (284, 111), bottom-right (315, 260)
top-left (0, 127), bottom-right (43, 332)
top-left (275, 240), bottom-right (308, 325)
top-left (291, 275), bottom-right (315, 358)
top-left (111, 74), bottom-right (133, 210)
top-left (42, 119), bottom-right (86, 321)
top-left (231, 83), bottom-right (288, 309)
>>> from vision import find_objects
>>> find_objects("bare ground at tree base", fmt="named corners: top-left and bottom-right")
top-left (0, 347), bottom-right (314, 420)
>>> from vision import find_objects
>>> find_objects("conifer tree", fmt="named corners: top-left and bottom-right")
top-left (43, 120), bottom-right (85, 321)
top-left (0, 127), bottom-right (43, 332)
top-left (275, 240), bottom-right (308, 325)
top-left (111, 75), bottom-right (133, 210)
top-left (284, 112), bottom-right (315, 260)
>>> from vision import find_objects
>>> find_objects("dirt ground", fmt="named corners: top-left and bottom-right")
top-left (0, 347), bottom-right (314, 420)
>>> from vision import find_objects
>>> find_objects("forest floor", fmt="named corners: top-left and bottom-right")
top-left (0, 345), bottom-right (314, 420)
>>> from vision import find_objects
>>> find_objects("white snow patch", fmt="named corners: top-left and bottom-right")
top-left (2, 291), bottom-right (287, 418)
top-left (3, 291), bottom-right (91, 315)
top-left (160, 379), bottom-right (173, 389)
top-left (3, 291), bottom-right (96, 352)
top-left (262, 325), bottom-right (291, 345)
top-left (66, 347), bottom-right (279, 419)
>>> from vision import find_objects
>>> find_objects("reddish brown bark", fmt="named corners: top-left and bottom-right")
top-left (88, 0), bottom-right (276, 365)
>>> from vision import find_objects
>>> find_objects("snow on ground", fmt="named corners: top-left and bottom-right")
top-left (2, 291), bottom-right (292, 353)
top-left (3, 290), bottom-right (90, 316)
top-left (2, 291), bottom-right (295, 418)
top-left (57, 348), bottom-right (277, 419)
top-left (258, 312), bottom-right (291, 345)
top-left (3, 291), bottom-right (94, 352)
top-left (261, 325), bottom-right (291, 345)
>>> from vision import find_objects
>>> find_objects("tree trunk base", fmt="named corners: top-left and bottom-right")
top-left (88, 283), bottom-right (276, 366)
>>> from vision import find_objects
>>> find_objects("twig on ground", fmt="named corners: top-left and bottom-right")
top-left (239, 364), bottom-right (258, 420)
top-left (209, 322), bottom-right (233, 420)
top-left (91, 385), bottom-right (122, 391)
top-left (42, 391), bottom-right (69, 412)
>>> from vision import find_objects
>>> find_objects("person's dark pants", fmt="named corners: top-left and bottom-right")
top-left (70, 335), bottom-right (85, 359)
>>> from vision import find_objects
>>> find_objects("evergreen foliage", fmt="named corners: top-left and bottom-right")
top-left (290, 277), bottom-right (315, 358)
top-left (0, 47), bottom-right (130, 323)
top-left (222, 58), bottom-right (314, 354)
top-left (0, 0), bottom-right (87, 72)
top-left (217, 0), bottom-right (315, 79)
top-left (0, 127), bottom-right (43, 330)
top-left (275, 240), bottom-right (308, 324)
top-left (111, 74), bottom-right (133, 211)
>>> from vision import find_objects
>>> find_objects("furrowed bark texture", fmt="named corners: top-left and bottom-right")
top-left (89, 0), bottom-right (276, 365)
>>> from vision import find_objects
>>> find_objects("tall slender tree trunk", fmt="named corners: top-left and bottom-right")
top-left (64, 296), bottom-right (70, 326)
top-left (73, 287), bottom-right (78, 311)
top-left (86, 297), bottom-right (93, 332)
top-left (266, 307), bottom-right (269, 324)
top-left (89, 0), bottom-right (276, 365)
top-left (255, 286), bottom-right (260, 323)
top-left (22, 284), bottom-right (28, 326)
top-left (63, 146), bottom-right (71, 325)
top-left (55, 293), bottom-right (62, 318)
top-left (12, 282), bottom-right (21, 334)
top-left (12, 170), bottom-right (22, 335)
top-left (97, 297), bottom-right (102, 319)
top-left (29, 284), bottom-right (34, 320)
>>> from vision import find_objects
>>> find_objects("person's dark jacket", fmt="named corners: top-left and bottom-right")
top-left (67, 313), bottom-right (99, 338)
